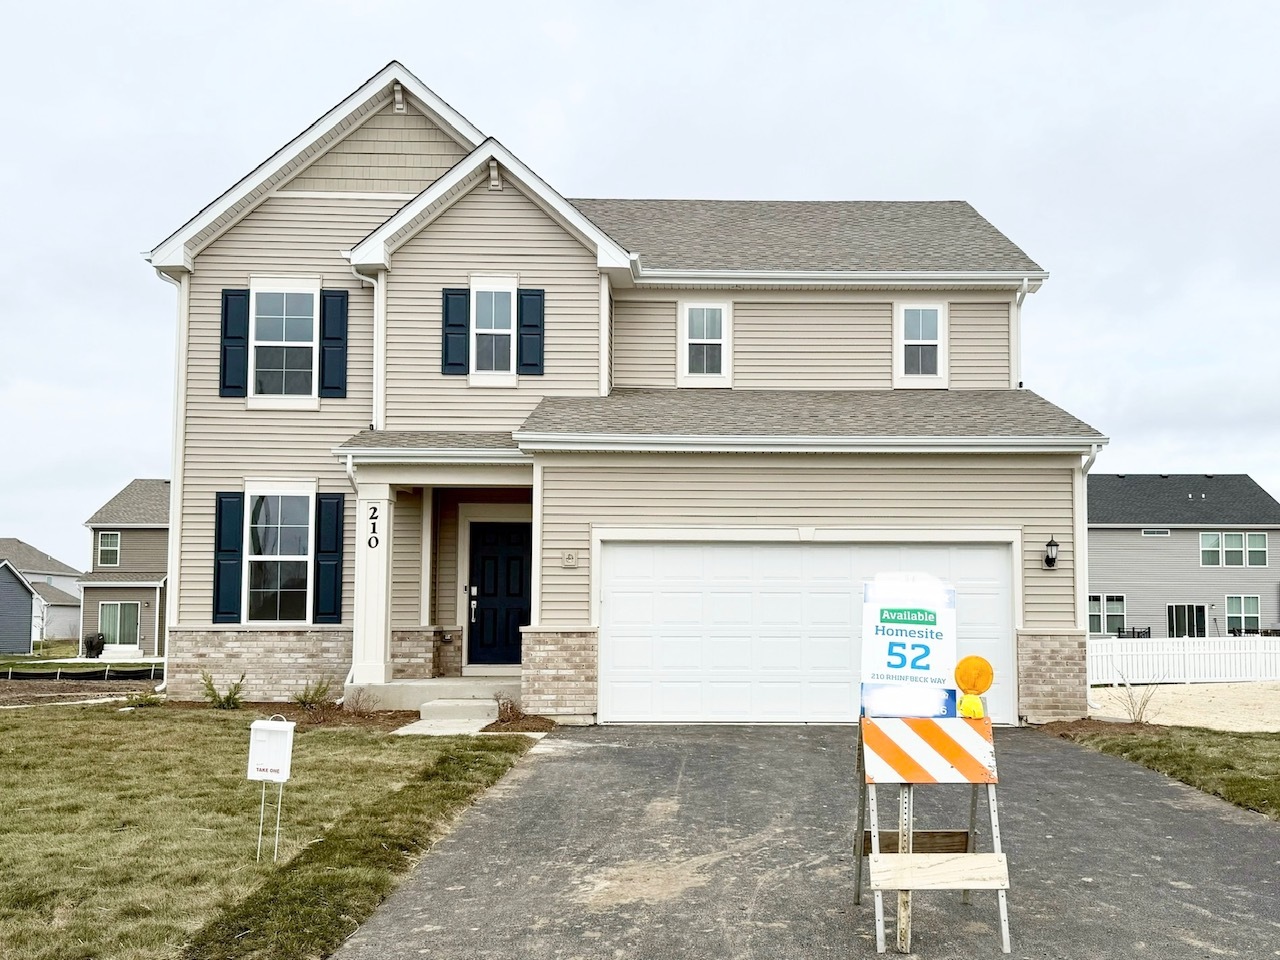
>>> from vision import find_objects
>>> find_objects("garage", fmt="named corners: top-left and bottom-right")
top-left (598, 540), bottom-right (1015, 724)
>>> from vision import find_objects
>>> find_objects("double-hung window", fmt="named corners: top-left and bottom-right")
top-left (249, 277), bottom-right (321, 405)
top-left (677, 302), bottom-right (732, 387)
top-left (1088, 594), bottom-right (1126, 635)
top-left (243, 482), bottom-right (314, 622)
top-left (894, 303), bottom-right (948, 388)
top-left (1201, 531), bottom-right (1267, 567)
top-left (1226, 595), bottom-right (1261, 634)
top-left (469, 276), bottom-right (518, 387)
top-left (97, 531), bottom-right (120, 567)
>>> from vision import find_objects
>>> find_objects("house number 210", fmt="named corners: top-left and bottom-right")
top-left (367, 505), bottom-right (380, 549)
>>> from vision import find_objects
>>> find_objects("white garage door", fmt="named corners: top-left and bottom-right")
top-left (599, 541), bottom-right (1015, 724)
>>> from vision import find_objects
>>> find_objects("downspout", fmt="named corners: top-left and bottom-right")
top-left (1012, 277), bottom-right (1029, 388)
top-left (350, 265), bottom-right (385, 431)
top-left (155, 268), bottom-right (188, 695)
top-left (1081, 442), bottom-right (1102, 710)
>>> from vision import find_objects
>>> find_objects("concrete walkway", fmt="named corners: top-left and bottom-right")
top-left (335, 726), bottom-right (1279, 960)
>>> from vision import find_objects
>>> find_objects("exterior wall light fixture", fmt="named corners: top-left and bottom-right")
top-left (1044, 536), bottom-right (1060, 569)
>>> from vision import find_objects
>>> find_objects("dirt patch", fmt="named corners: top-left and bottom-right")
top-left (161, 700), bottom-right (420, 731)
top-left (0, 679), bottom-right (157, 706)
top-left (1039, 718), bottom-right (1171, 740)
top-left (482, 715), bottom-right (557, 733)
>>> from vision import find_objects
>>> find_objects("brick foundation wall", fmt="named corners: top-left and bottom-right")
top-left (391, 630), bottom-right (438, 679)
top-left (167, 629), bottom-right (352, 702)
top-left (1017, 630), bottom-right (1088, 723)
top-left (521, 628), bottom-right (598, 717)
top-left (434, 628), bottom-right (463, 677)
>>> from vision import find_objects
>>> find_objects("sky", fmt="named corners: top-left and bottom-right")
top-left (2, 0), bottom-right (1278, 570)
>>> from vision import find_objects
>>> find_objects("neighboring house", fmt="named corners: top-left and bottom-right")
top-left (146, 61), bottom-right (1106, 724)
top-left (0, 561), bottom-right (37, 654)
top-left (78, 480), bottom-right (170, 657)
top-left (1088, 474), bottom-right (1280, 639)
top-left (0, 538), bottom-right (82, 645)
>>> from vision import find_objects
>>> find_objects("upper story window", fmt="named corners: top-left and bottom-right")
top-left (243, 483), bottom-right (314, 622)
top-left (1141, 529), bottom-right (1170, 537)
top-left (470, 277), bottom-right (517, 386)
top-left (678, 302), bottom-right (732, 388)
top-left (893, 303), bottom-right (949, 389)
top-left (97, 531), bottom-right (120, 567)
top-left (1201, 531), bottom-right (1267, 567)
top-left (249, 277), bottom-right (320, 401)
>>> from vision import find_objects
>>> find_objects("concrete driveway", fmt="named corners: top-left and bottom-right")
top-left (336, 726), bottom-right (1279, 960)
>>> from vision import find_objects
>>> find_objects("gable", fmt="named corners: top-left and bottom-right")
top-left (280, 102), bottom-right (468, 194)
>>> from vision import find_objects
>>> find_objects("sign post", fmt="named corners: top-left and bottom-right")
top-left (247, 715), bottom-right (296, 862)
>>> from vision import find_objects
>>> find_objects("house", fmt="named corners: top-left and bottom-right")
top-left (0, 538), bottom-right (82, 649)
top-left (146, 62), bottom-right (1106, 724)
top-left (1088, 474), bottom-right (1280, 639)
top-left (77, 480), bottom-right (170, 657)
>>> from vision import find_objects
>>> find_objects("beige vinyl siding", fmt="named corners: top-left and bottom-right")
top-left (392, 490), bottom-right (423, 628)
top-left (949, 302), bottom-right (1012, 388)
top-left (538, 454), bottom-right (1077, 629)
top-left (179, 195), bottom-right (404, 625)
top-left (384, 179), bottom-right (603, 432)
top-left (612, 300), bottom-right (677, 388)
top-left (83, 587), bottom-right (165, 657)
top-left (430, 488), bottom-right (533, 627)
top-left (280, 104), bottom-right (467, 193)
top-left (94, 528), bottom-right (168, 574)
top-left (735, 301), bottom-right (892, 389)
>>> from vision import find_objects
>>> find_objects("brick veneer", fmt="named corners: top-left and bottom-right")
top-left (390, 630), bottom-right (437, 679)
top-left (1016, 630), bottom-right (1088, 723)
top-left (166, 629), bottom-right (352, 701)
top-left (521, 628), bottom-right (598, 718)
top-left (434, 628), bottom-right (463, 677)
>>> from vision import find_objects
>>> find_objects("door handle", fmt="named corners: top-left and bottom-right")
top-left (470, 600), bottom-right (477, 623)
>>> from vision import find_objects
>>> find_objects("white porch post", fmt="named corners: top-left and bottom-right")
top-left (352, 482), bottom-right (393, 684)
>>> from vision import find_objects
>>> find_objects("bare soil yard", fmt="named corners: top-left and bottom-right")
top-left (0, 679), bottom-right (157, 706)
top-left (1090, 680), bottom-right (1280, 731)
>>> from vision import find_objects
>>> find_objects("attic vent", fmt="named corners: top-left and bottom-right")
top-left (393, 82), bottom-right (405, 113)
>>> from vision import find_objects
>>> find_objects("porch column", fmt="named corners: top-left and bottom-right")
top-left (352, 482), bottom-right (393, 684)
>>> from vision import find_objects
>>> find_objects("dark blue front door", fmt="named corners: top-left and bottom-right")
top-left (468, 522), bottom-right (531, 665)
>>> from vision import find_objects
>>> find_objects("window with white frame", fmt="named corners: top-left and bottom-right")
top-left (894, 303), bottom-right (948, 388)
top-left (1226, 595), bottom-right (1261, 634)
top-left (677, 302), bottom-right (732, 387)
top-left (249, 278), bottom-right (320, 397)
top-left (1167, 603), bottom-right (1207, 638)
top-left (244, 484), bottom-right (314, 622)
top-left (470, 277), bottom-right (517, 383)
top-left (97, 531), bottom-right (120, 567)
top-left (1088, 594), bottom-right (1126, 634)
top-left (1201, 531), bottom-right (1267, 567)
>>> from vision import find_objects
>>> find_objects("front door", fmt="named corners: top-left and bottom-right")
top-left (467, 522), bottom-right (531, 665)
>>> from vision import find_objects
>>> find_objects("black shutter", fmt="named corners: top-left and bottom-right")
top-left (517, 288), bottom-right (545, 376)
top-left (318, 290), bottom-right (348, 398)
top-left (220, 290), bottom-right (250, 397)
top-left (441, 288), bottom-right (470, 375)
top-left (313, 494), bottom-right (344, 624)
top-left (213, 493), bottom-right (244, 623)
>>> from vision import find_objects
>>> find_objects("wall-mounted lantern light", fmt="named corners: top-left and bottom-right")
top-left (1044, 536), bottom-right (1060, 569)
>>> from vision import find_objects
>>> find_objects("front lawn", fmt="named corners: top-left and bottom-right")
top-left (0, 638), bottom-right (79, 667)
top-left (1046, 721), bottom-right (1280, 820)
top-left (0, 704), bottom-right (531, 960)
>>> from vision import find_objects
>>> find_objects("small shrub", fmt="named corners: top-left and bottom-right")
top-left (200, 671), bottom-right (246, 710)
top-left (494, 695), bottom-right (527, 725)
top-left (125, 692), bottom-right (164, 708)
top-left (1115, 669), bottom-right (1163, 724)
top-left (293, 678), bottom-right (336, 711)
top-left (342, 686), bottom-right (376, 718)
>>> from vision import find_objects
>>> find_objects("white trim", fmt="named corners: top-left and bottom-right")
top-left (155, 585), bottom-right (163, 658)
top-left (148, 62), bottom-right (483, 271)
top-left (455, 503), bottom-right (533, 666)
top-left (1009, 293), bottom-right (1021, 388)
top-left (1091, 523), bottom-right (1280, 530)
top-left (513, 432), bottom-right (1107, 455)
top-left (99, 600), bottom-right (142, 646)
top-left (279, 191), bottom-right (418, 201)
top-left (373, 270), bottom-right (387, 430)
top-left (334, 446), bottom-right (529, 465)
top-left (1073, 459), bottom-right (1087, 632)
top-left (82, 523), bottom-right (167, 530)
top-left (420, 488), bottom-right (433, 627)
top-left (532, 462), bottom-right (543, 626)
top-left (97, 531), bottom-right (121, 568)
top-left (468, 275), bottom-right (518, 384)
top-left (893, 301), bottom-right (949, 389)
top-left (1140, 529), bottom-right (1171, 536)
top-left (676, 300), bottom-right (733, 388)
top-left (588, 525), bottom-right (1023, 630)
top-left (599, 274), bottom-right (611, 397)
top-left (165, 273), bottom-right (188, 641)
top-left (1224, 593), bottom-right (1262, 634)
top-left (348, 139), bottom-right (631, 270)
top-left (248, 277), bottom-right (322, 401)
top-left (241, 480), bottom-right (317, 624)
top-left (631, 269), bottom-right (1049, 288)
top-left (79, 580), bottom-right (167, 588)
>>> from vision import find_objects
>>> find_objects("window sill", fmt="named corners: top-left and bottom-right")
top-left (468, 372), bottom-right (519, 389)
top-left (246, 396), bottom-right (322, 411)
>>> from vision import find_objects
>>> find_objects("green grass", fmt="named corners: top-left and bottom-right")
top-left (1064, 726), bottom-right (1280, 820)
top-left (0, 639), bottom-right (79, 667)
top-left (0, 705), bottom-right (531, 960)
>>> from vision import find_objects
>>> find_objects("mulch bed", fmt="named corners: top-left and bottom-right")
top-left (162, 699), bottom-right (421, 731)
top-left (0, 679), bottom-right (158, 706)
top-left (482, 715), bottom-right (557, 733)
top-left (1038, 718), bottom-right (1168, 740)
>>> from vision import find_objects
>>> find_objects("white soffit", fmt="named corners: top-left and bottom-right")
top-left (147, 61), bottom-right (483, 273)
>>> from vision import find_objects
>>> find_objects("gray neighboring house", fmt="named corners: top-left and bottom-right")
top-left (1088, 474), bottom-right (1280, 639)
top-left (0, 561), bottom-right (37, 654)
top-left (78, 480), bottom-right (170, 657)
top-left (0, 538), bottom-right (83, 647)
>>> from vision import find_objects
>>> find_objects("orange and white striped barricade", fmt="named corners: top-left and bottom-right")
top-left (853, 716), bottom-right (1010, 954)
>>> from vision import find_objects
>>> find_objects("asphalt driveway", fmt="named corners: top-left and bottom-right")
top-left (336, 726), bottom-right (1279, 959)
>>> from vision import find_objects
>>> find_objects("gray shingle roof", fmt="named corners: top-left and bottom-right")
top-left (337, 431), bottom-right (518, 451)
top-left (518, 388), bottom-right (1103, 440)
top-left (568, 199), bottom-right (1043, 274)
top-left (32, 583), bottom-right (79, 605)
top-left (1088, 475), bottom-right (1280, 525)
top-left (87, 479), bottom-right (170, 526)
top-left (78, 571), bottom-right (168, 585)
top-left (0, 539), bottom-right (80, 576)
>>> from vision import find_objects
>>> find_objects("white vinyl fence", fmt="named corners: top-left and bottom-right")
top-left (1088, 635), bottom-right (1280, 686)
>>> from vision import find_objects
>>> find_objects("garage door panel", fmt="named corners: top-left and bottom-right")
top-left (707, 592), bottom-right (753, 624)
top-left (806, 636), bottom-right (857, 670)
top-left (805, 591), bottom-right (856, 626)
top-left (706, 637), bottom-right (752, 669)
top-left (757, 682), bottom-right (804, 716)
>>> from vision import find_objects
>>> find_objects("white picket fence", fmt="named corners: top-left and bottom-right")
top-left (1088, 635), bottom-right (1280, 685)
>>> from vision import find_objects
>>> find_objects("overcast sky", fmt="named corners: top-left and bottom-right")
top-left (2, 0), bottom-right (1278, 569)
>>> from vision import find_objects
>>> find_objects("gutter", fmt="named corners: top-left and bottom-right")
top-left (512, 433), bottom-right (1109, 456)
top-left (629, 269), bottom-right (1050, 289)
top-left (334, 447), bottom-right (530, 466)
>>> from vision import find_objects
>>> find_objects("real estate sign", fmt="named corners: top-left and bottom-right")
top-left (860, 572), bottom-right (958, 718)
